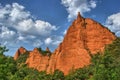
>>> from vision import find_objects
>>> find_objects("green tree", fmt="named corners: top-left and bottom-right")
top-left (0, 45), bottom-right (8, 55)
top-left (0, 45), bottom-right (17, 80)
top-left (52, 69), bottom-right (65, 80)
top-left (65, 67), bottom-right (91, 80)
top-left (90, 38), bottom-right (120, 80)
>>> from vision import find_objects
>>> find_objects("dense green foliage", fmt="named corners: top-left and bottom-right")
top-left (0, 38), bottom-right (120, 80)
top-left (16, 51), bottom-right (29, 64)
top-left (0, 45), bottom-right (17, 80)
top-left (0, 45), bottom-right (64, 80)
top-left (0, 45), bottom-right (8, 55)
top-left (90, 38), bottom-right (120, 80)
top-left (65, 38), bottom-right (120, 80)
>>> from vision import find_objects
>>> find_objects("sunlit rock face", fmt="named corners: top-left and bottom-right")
top-left (26, 48), bottom-right (50, 71)
top-left (14, 12), bottom-right (116, 75)
top-left (14, 47), bottom-right (27, 60)
top-left (48, 12), bottom-right (116, 75)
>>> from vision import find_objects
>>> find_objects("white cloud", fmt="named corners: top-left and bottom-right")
top-left (9, 3), bottom-right (30, 21)
top-left (33, 40), bottom-right (43, 47)
top-left (61, 0), bottom-right (96, 20)
top-left (63, 29), bottom-right (67, 35)
top-left (90, 0), bottom-right (96, 8)
top-left (35, 20), bottom-right (57, 36)
top-left (0, 3), bottom-right (60, 55)
top-left (0, 26), bottom-right (16, 39)
top-left (17, 35), bottom-right (25, 41)
top-left (105, 12), bottom-right (120, 36)
top-left (45, 37), bottom-right (53, 45)
top-left (0, 3), bottom-right (57, 36)
top-left (0, 26), bottom-right (18, 49)
top-left (17, 19), bottom-right (34, 32)
top-left (52, 36), bottom-right (63, 45)
top-left (44, 36), bottom-right (63, 46)
top-left (0, 4), bottom-right (11, 19)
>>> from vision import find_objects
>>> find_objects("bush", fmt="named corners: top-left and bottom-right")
top-left (16, 51), bottom-right (29, 63)
top-left (52, 69), bottom-right (65, 80)
top-left (0, 45), bottom-right (8, 55)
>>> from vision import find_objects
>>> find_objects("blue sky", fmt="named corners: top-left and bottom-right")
top-left (0, 0), bottom-right (120, 56)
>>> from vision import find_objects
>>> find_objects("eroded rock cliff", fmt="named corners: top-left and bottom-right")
top-left (14, 47), bottom-right (27, 60)
top-left (26, 48), bottom-right (50, 71)
top-left (14, 12), bottom-right (116, 75)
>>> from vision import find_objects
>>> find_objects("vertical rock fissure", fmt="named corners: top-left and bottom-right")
top-left (83, 19), bottom-right (92, 57)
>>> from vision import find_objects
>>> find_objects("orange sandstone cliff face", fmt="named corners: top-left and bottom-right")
top-left (46, 12), bottom-right (116, 75)
top-left (14, 47), bottom-right (27, 60)
top-left (14, 12), bottom-right (116, 75)
top-left (26, 48), bottom-right (50, 71)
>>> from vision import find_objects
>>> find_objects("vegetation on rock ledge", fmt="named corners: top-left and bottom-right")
top-left (37, 47), bottom-right (51, 56)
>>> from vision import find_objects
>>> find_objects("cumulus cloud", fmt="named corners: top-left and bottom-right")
top-left (9, 3), bottom-right (30, 21)
top-left (0, 3), bottom-right (57, 36)
top-left (34, 20), bottom-right (57, 36)
top-left (33, 40), bottom-right (43, 47)
top-left (45, 37), bottom-right (53, 45)
top-left (61, 0), bottom-right (96, 20)
top-left (0, 26), bottom-right (16, 40)
top-left (17, 36), bottom-right (25, 41)
top-left (0, 3), bottom-right (61, 55)
top-left (0, 25), bottom-right (19, 51)
top-left (52, 36), bottom-right (63, 45)
top-left (45, 36), bottom-right (63, 46)
top-left (105, 12), bottom-right (120, 36)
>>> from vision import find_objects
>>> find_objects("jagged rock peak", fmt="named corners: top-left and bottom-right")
top-left (33, 47), bottom-right (38, 51)
top-left (14, 46), bottom-right (27, 60)
top-left (51, 12), bottom-right (116, 75)
top-left (76, 12), bottom-right (84, 21)
top-left (19, 46), bottom-right (26, 49)
top-left (77, 12), bottom-right (82, 18)
top-left (46, 47), bottom-right (51, 52)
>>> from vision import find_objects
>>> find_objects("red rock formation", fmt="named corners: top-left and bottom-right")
top-left (26, 48), bottom-right (50, 71)
top-left (14, 47), bottom-right (27, 60)
top-left (47, 12), bottom-right (116, 75)
top-left (46, 47), bottom-right (51, 53)
top-left (14, 12), bottom-right (116, 75)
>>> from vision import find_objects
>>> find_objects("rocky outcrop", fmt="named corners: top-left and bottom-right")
top-left (46, 47), bottom-right (51, 53)
top-left (46, 12), bottom-right (116, 75)
top-left (26, 48), bottom-right (50, 71)
top-left (14, 12), bottom-right (116, 75)
top-left (14, 47), bottom-right (27, 60)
